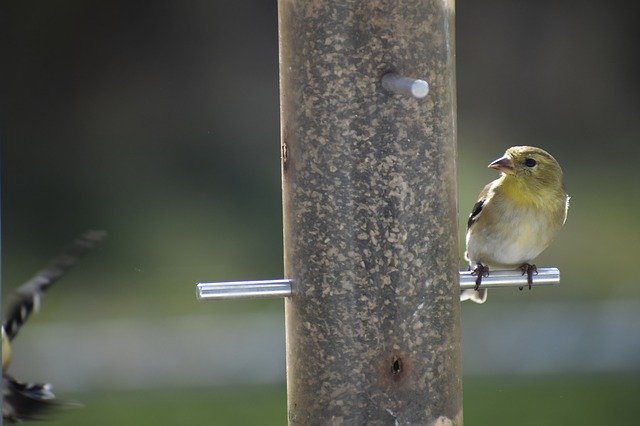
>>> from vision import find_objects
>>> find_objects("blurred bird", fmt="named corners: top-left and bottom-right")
top-left (2, 230), bottom-right (106, 423)
top-left (460, 146), bottom-right (569, 303)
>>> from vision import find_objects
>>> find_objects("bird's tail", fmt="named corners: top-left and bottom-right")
top-left (2, 374), bottom-right (76, 423)
top-left (460, 288), bottom-right (487, 304)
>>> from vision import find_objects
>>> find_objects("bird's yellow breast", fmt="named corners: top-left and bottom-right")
top-left (2, 328), bottom-right (10, 372)
top-left (498, 175), bottom-right (550, 207)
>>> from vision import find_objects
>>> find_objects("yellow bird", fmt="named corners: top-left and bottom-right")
top-left (2, 230), bottom-right (106, 422)
top-left (461, 146), bottom-right (569, 303)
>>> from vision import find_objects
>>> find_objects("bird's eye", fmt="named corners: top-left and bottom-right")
top-left (524, 158), bottom-right (537, 167)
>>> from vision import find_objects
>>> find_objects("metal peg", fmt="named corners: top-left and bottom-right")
top-left (382, 73), bottom-right (429, 99)
top-left (197, 279), bottom-right (292, 300)
top-left (196, 268), bottom-right (559, 301)
top-left (459, 267), bottom-right (560, 289)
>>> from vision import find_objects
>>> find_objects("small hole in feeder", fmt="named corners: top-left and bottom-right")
top-left (391, 356), bottom-right (403, 376)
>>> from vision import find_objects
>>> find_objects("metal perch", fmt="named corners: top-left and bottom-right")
top-left (197, 268), bottom-right (560, 301)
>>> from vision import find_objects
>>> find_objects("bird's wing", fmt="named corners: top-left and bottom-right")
top-left (467, 183), bottom-right (492, 229)
top-left (3, 230), bottom-right (107, 341)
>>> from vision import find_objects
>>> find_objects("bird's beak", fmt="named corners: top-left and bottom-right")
top-left (488, 155), bottom-right (515, 174)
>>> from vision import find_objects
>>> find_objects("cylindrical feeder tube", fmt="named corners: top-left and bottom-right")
top-left (279, 0), bottom-right (461, 424)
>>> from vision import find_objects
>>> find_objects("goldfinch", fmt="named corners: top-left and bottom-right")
top-left (2, 230), bottom-right (106, 422)
top-left (460, 146), bottom-right (569, 304)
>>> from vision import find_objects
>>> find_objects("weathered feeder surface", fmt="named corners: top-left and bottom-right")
top-left (279, 0), bottom-right (462, 424)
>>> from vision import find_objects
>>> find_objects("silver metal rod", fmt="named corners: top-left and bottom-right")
top-left (196, 279), bottom-right (292, 300)
top-left (459, 267), bottom-right (560, 289)
top-left (382, 73), bottom-right (430, 99)
top-left (196, 268), bottom-right (559, 301)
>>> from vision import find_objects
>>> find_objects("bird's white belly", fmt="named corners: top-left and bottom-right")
top-left (466, 205), bottom-right (556, 268)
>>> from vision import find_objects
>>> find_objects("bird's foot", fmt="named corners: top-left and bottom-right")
top-left (471, 263), bottom-right (490, 291)
top-left (519, 263), bottom-right (538, 289)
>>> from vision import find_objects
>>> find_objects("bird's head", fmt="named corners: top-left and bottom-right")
top-left (489, 146), bottom-right (563, 188)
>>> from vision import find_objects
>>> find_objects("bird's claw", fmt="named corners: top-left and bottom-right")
top-left (519, 263), bottom-right (538, 289)
top-left (471, 263), bottom-right (490, 291)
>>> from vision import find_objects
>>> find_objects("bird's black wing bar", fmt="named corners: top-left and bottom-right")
top-left (467, 183), bottom-right (492, 229)
top-left (467, 199), bottom-right (484, 229)
top-left (3, 230), bottom-right (107, 341)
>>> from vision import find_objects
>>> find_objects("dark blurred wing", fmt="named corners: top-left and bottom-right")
top-left (467, 184), bottom-right (491, 229)
top-left (2, 374), bottom-right (68, 423)
top-left (3, 230), bottom-right (107, 341)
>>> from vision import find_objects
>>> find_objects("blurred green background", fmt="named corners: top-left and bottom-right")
top-left (3, 1), bottom-right (639, 425)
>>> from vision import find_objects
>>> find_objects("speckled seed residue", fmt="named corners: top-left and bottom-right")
top-left (280, 0), bottom-right (461, 424)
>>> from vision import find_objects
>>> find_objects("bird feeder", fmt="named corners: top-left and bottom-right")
top-left (197, 1), bottom-right (559, 424)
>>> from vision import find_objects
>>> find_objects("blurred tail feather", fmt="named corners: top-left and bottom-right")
top-left (2, 374), bottom-right (78, 423)
top-left (460, 288), bottom-right (488, 304)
